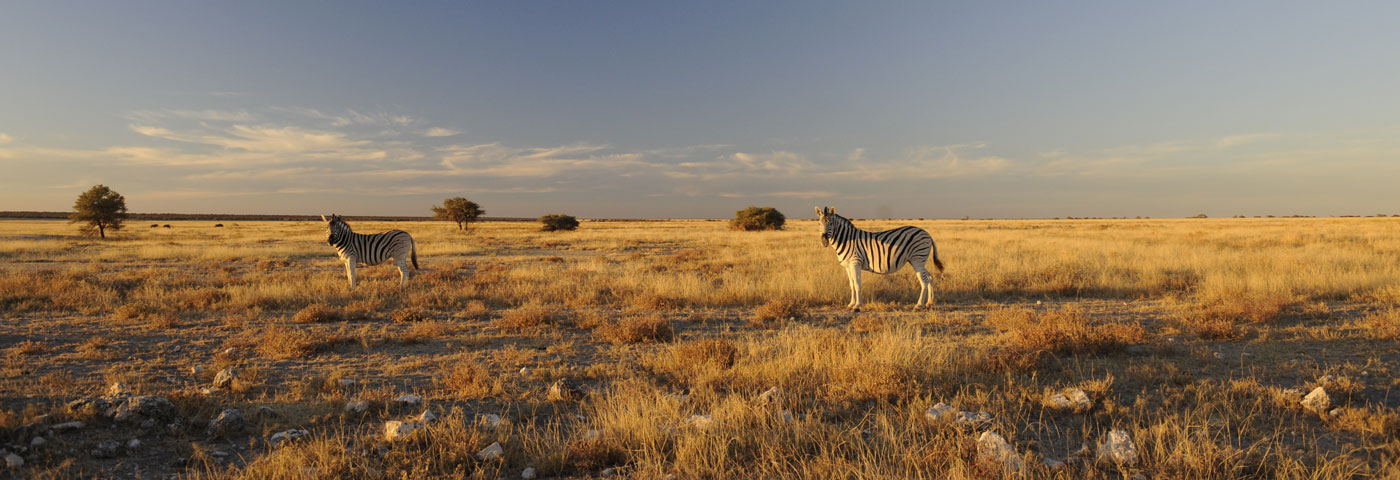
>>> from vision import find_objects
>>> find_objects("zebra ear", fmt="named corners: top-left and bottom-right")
top-left (320, 215), bottom-right (327, 222)
top-left (814, 206), bottom-right (824, 217)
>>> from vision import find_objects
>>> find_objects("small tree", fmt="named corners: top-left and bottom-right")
top-left (432, 197), bottom-right (484, 232)
top-left (70, 184), bottom-right (128, 239)
top-left (730, 206), bottom-right (785, 231)
top-left (539, 214), bottom-right (579, 232)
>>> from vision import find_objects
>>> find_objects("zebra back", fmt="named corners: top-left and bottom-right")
top-left (326, 216), bottom-right (415, 267)
top-left (820, 212), bottom-right (936, 274)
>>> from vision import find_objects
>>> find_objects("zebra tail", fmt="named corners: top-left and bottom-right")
top-left (932, 246), bottom-right (945, 273)
top-left (411, 240), bottom-right (419, 270)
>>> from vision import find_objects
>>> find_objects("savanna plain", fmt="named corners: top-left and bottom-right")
top-left (1, 217), bottom-right (1398, 479)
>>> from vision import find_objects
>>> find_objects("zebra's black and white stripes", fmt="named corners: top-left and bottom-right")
top-left (322, 214), bottom-right (419, 288)
top-left (815, 206), bottom-right (944, 311)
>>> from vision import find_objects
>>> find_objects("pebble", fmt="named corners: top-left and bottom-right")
top-left (30, 437), bottom-right (46, 448)
top-left (476, 441), bottom-right (504, 461)
top-left (5, 453), bottom-right (23, 468)
top-left (521, 467), bottom-right (537, 479)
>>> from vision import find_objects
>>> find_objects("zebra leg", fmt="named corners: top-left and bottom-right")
top-left (344, 261), bottom-right (357, 288)
top-left (912, 264), bottom-right (934, 309)
top-left (847, 263), bottom-right (863, 312)
top-left (395, 258), bottom-right (410, 288)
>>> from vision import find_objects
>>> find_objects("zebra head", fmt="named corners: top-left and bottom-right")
top-left (815, 206), bottom-right (837, 248)
top-left (323, 214), bottom-right (348, 245)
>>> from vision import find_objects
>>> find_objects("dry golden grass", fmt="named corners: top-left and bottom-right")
top-left (593, 315), bottom-right (675, 344)
top-left (1, 218), bottom-right (1398, 478)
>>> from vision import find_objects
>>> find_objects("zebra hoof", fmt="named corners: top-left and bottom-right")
top-left (851, 308), bottom-right (861, 313)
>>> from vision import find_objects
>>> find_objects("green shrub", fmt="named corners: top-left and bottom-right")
top-left (539, 214), bottom-right (580, 232)
top-left (730, 206), bottom-right (785, 231)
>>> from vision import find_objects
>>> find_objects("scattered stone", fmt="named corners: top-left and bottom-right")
top-left (1132, 473), bottom-right (1147, 480)
top-left (478, 413), bottom-right (503, 430)
top-left (269, 429), bottom-right (311, 448)
top-left (548, 379), bottom-right (582, 402)
top-left (207, 408), bottom-right (245, 437)
top-left (1043, 457), bottom-right (1065, 470)
top-left (393, 394), bottom-right (422, 408)
top-left (476, 441), bottom-right (504, 461)
top-left (67, 398), bottom-right (112, 417)
top-left (93, 440), bottom-right (122, 459)
top-left (1096, 429), bottom-right (1140, 466)
top-left (51, 421), bottom-right (85, 432)
top-left (223, 348), bottom-right (239, 357)
top-left (1301, 387), bottom-right (1332, 414)
top-left (126, 438), bottom-right (142, 450)
top-left (111, 395), bottom-right (177, 423)
top-left (521, 466), bottom-right (538, 479)
top-left (213, 368), bottom-right (238, 390)
top-left (5, 453), bottom-right (22, 468)
top-left (1047, 389), bottom-right (1094, 412)
top-left (345, 400), bottom-right (371, 413)
top-left (106, 382), bottom-right (131, 397)
top-left (191, 366), bottom-right (205, 376)
top-left (955, 411), bottom-right (993, 428)
top-left (417, 409), bottom-right (439, 424)
top-left (975, 431), bottom-right (1027, 477)
top-left (383, 421), bottom-right (424, 441)
top-left (685, 414), bottom-right (715, 430)
top-left (757, 386), bottom-right (783, 406)
top-left (519, 367), bottom-right (530, 376)
top-left (601, 467), bottom-right (617, 477)
top-left (30, 437), bottom-right (46, 448)
top-left (255, 406), bottom-right (277, 419)
top-left (200, 388), bottom-right (220, 396)
top-left (925, 403), bottom-right (959, 423)
top-left (1329, 408), bottom-right (1344, 418)
top-left (337, 378), bottom-right (356, 389)
top-left (1212, 351), bottom-right (1226, 360)
top-left (582, 429), bottom-right (601, 441)
top-left (777, 409), bottom-right (794, 424)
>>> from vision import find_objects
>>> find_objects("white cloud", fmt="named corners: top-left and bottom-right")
top-left (0, 132), bottom-right (12, 145)
top-left (425, 127), bottom-right (459, 137)
top-left (829, 144), bottom-right (1011, 181)
top-left (1216, 133), bottom-right (1280, 149)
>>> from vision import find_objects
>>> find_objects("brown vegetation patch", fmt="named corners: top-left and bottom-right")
top-left (594, 315), bottom-right (674, 344)
top-left (438, 359), bottom-right (505, 399)
top-left (673, 338), bottom-right (738, 370)
top-left (292, 303), bottom-right (344, 323)
top-left (988, 305), bottom-right (1146, 370)
top-left (251, 326), bottom-right (352, 360)
top-left (390, 306), bottom-right (431, 324)
top-left (495, 304), bottom-right (560, 332)
top-left (750, 298), bottom-right (805, 327)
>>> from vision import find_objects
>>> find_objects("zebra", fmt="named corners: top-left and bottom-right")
top-left (321, 214), bottom-right (419, 288)
top-left (815, 206), bottom-right (944, 311)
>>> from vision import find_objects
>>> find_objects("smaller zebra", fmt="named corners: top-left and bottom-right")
top-left (322, 214), bottom-right (419, 288)
top-left (815, 206), bottom-right (944, 311)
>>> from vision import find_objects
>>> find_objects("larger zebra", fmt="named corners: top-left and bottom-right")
top-left (815, 206), bottom-right (944, 311)
top-left (322, 214), bottom-right (419, 288)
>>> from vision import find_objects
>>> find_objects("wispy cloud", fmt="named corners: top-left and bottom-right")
top-left (425, 127), bottom-right (459, 137)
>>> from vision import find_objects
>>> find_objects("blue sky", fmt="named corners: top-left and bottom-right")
top-left (3, 1), bottom-right (1399, 218)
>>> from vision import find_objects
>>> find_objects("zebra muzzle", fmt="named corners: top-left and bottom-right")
top-left (821, 234), bottom-right (829, 248)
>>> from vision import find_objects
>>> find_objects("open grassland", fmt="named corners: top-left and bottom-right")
top-left (1, 218), bottom-right (1398, 479)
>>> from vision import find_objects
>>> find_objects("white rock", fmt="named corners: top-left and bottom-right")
top-left (1301, 387), bottom-right (1332, 414)
top-left (519, 367), bottom-right (530, 376)
top-left (1048, 389), bottom-right (1093, 412)
top-left (337, 379), bottom-right (356, 389)
top-left (126, 438), bottom-right (142, 450)
top-left (417, 409), bottom-right (439, 424)
top-left (548, 380), bottom-right (581, 402)
top-left (757, 386), bottom-right (783, 406)
top-left (207, 408), bottom-right (245, 437)
top-left (393, 394), bottom-right (422, 408)
top-left (777, 409), bottom-right (794, 424)
top-left (1096, 429), bottom-right (1140, 466)
top-left (106, 382), bottom-right (131, 397)
top-left (685, 414), bottom-right (715, 430)
top-left (213, 368), bottom-right (238, 389)
top-left (52, 421), bottom-right (85, 432)
top-left (383, 421), bottom-right (424, 441)
top-left (256, 406), bottom-right (277, 418)
top-left (191, 366), bottom-right (205, 376)
top-left (30, 436), bottom-right (47, 448)
top-left (601, 467), bottom-right (616, 477)
top-left (925, 403), bottom-right (958, 423)
top-left (521, 466), bottom-right (537, 479)
top-left (345, 400), bottom-right (370, 413)
top-left (1043, 457), bottom-right (1065, 470)
top-left (5, 453), bottom-right (22, 468)
top-left (1329, 408), bottom-right (1343, 417)
top-left (223, 348), bottom-right (238, 356)
top-left (269, 429), bottom-right (310, 447)
top-left (955, 411), bottom-right (993, 428)
top-left (476, 441), bottom-right (504, 461)
top-left (478, 413), bottom-right (503, 430)
top-left (975, 431), bottom-right (1027, 477)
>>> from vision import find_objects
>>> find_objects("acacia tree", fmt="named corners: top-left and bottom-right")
top-left (70, 184), bottom-right (128, 239)
top-left (432, 197), bottom-right (484, 232)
